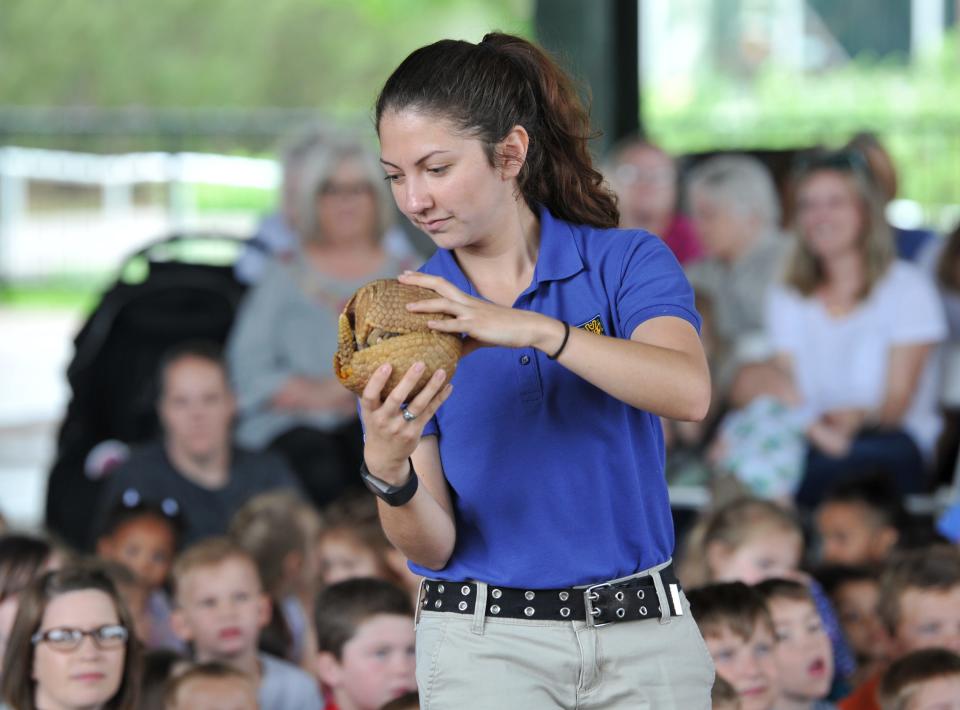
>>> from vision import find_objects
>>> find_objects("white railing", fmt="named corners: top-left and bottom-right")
top-left (0, 147), bottom-right (280, 279)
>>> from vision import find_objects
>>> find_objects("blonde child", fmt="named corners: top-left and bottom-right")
top-left (164, 661), bottom-right (259, 710)
top-left (230, 491), bottom-right (322, 667)
top-left (170, 537), bottom-right (323, 710)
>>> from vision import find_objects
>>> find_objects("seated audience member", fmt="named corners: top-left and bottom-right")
top-left (0, 564), bottom-right (140, 710)
top-left (756, 578), bottom-right (837, 709)
top-left (227, 138), bottom-right (418, 510)
top-left (98, 560), bottom-right (150, 646)
top-left (0, 535), bottom-right (60, 676)
top-left (604, 136), bottom-right (704, 264)
top-left (712, 675), bottom-right (743, 710)
top-left (841, 545), bottom-right (960, 710)
top-left (686, 582), bottom-right (780, 710)
top-left (230, 491), bottom-right (322, 667)
top-left (684, 154), bottom-right (788, 399)
top-left (689, 498), bottom-right (856, 683)
top-left (817, 565), bottom-right (893, 687)
top-left (878, 648), bottom-right (960, 710)
top-left (140, 648), bottom-right (188, 710)
top-left (314, 578), bottom-right (416, 710)
top-left (170, 537), bottom-right (323, 710)
top-left (164, 661), bottom-right (259, 710)
top-left (95, 341), bottom-right (302, 548)
top-left (767, 151), bottom-right (946, 509)
top-left (95, 495), bottom-right (183, 651)
top-left (844, 132), bottom-right (936, 263)
top-left (317, 494), bottom-right (418, 601)
top-left (380, 691), bottom-right (419, 710)
top-left (815, 475), bottom-right (904, 566)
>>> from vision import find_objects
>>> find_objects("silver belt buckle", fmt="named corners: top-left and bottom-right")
top-left (584, 581), bottom-right (613, 627)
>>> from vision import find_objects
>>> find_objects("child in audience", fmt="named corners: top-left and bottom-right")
top-left (95, 495), bottom-right (183, 651)
top-left (317, 494), bottom-right (419, 601)
top-left (814, 475), bottom-right (903, 566)
top-left (314, 578), bottom-right (417, 710)
top-left (170, 537), bottom-right (323, 710)
top-left (686, 581), bottom-right (780, 710)
top-left (877, 648), bottom-right (960, 710)
top-left (756, 578), bottom-right (837, 709)
top-left (164, 661), bottom-right (259, 710)
top-left (140, 648), bottom-right (189, 710)
top-left (230, 491), bottom-right (322, 666)
top-left (99, 559), bottom-right (151, 643)
top-left (817, 565), bottom-right (893, 686)
top-left (840, 545), bottom-right (960, 710)
top-left (693, 497), bottom-right (857, 686)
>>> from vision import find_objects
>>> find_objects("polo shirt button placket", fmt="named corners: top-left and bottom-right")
top-left (520, 354), bottom-right (530, 365)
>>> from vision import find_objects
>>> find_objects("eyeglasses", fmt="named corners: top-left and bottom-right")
top-left (31, 624), bottom-right (128, 652)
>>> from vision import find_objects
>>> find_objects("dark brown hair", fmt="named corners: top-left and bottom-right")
top-left (0, 563), bottom-right (141, 710)
top-left (0, 534), bottom-right (54, 603)
top-left (315, 578), bottom-right (412, 659)
top-left (710, 674), bottom-right (741, 709)
top-left (375, 32), bottom-right (619, 229)
top-left (381, 690), bottom-right (420, 710)
top-left (879, 648), bottom-right (960, 710)
top-left (685, 581), bottom-right (774, 642)
top-left (878, 545), bottom-right (960, 636)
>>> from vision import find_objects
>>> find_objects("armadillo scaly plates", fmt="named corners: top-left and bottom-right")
top-left (333, 279), bottom-right (462, 401)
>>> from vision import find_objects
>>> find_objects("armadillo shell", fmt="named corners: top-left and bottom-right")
top-left (333, 279), bottom-right (462, 402)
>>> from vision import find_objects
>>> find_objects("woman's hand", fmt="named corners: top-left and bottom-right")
top-left (359, 360), bottom-right (454, 484)
top-left (398, 271), bottom-right (564, 356)
top-left (807, 417), bottom-right (854, 458)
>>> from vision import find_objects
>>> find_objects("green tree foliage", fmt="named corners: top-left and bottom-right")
top-left (0, 0), bottom-right (531, 113)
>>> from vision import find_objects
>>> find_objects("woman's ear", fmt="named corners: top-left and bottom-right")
top-left (497, 125), bottom-right (530, 180)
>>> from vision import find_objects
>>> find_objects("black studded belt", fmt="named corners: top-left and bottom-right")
top-left (419, 564), bottom-right (683, 625)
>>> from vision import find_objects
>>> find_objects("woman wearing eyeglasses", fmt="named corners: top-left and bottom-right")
top-left (227, 138), bottom-right (419, 510)
top-left (0, 565), bottom-right (140, 710)
top-left (767, 151), bottom-right (947, 507)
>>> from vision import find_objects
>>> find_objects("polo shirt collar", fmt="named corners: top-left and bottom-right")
top-left (430, 204), bottom-right (585, 297)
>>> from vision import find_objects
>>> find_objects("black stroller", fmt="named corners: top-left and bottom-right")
top-left (45, 234), bottom-right (251, 549)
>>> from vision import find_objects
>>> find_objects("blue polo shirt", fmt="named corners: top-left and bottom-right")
top-left (413, 206), bottom-right (701, 588)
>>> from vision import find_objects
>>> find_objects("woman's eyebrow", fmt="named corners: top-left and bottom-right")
top-left (380, 150), bottom-right (451, 169)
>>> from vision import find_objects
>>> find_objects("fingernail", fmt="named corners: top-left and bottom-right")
top-left (380, 364), bottom-right (390, 374)
top-left (402, 269), bottom-right (413, 274)
top-left (434, 369), bottom-right (446, 380)
top-left (413, 362), bottom-right (425, 373)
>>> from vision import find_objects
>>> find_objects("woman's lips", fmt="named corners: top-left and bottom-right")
top-left (72, 672), bottom-right (105, 682)
top-left (421, 217), bottom-right (451, 232)
top-left (218, 627), bottom-right (243, 640)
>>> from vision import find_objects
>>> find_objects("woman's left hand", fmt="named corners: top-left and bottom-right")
top-left (399, 271), bottom-right (559, 356)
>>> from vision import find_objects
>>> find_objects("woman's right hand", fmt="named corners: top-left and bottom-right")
top-left (359, 361), bottom-right (453, 484)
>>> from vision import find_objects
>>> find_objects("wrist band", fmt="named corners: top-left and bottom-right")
top-left (547, 321), bottom-right (570, 360)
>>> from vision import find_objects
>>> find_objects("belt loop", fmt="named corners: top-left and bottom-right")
top-left (414, 577), bottom-right (426, 628)
top-left (471, 581), bottom-right (487, 635)
top-left (651, 569), bottom-right (672, 625)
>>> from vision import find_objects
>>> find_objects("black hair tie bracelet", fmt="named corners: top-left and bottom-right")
top-left (547, 321), bottom-right (571, 360)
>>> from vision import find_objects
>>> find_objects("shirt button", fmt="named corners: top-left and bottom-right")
top-left (520, 355), bottom-right (531, 365)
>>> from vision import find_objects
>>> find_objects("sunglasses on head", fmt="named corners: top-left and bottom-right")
top-left (793, 149), bottom-right (873, 181)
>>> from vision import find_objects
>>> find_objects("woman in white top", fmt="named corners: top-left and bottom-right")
top-left (766, 150), bottom-right (947, 507)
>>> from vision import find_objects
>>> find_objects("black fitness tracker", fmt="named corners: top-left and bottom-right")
top-left (360, 458), bottom-right (419, 506)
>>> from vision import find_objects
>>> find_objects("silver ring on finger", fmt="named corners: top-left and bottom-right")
top-left (402, 409), bottom-right (418, 423)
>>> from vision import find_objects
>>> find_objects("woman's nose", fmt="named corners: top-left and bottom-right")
top-left (403, 178), bottom-right (432, 214)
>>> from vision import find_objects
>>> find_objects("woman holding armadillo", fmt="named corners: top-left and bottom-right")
top-left (358, 32), bottom-right (715, 708)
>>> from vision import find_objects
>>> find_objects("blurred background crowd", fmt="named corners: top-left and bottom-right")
top-left (2, 1), bottom-right (960, 709)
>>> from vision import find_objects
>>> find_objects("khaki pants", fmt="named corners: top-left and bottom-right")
top-left (415, 577), bottom-right (714, 709)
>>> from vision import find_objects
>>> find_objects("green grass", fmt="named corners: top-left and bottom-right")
top-left (191, 183), bottom-right (275, 213)
top-left (0, 275), bottom-right (110, 313)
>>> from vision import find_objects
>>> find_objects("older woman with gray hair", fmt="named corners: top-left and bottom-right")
top-left (227, 138), bottom-right (418, 508)
top-left (684, 154), bottom-right (789, 400)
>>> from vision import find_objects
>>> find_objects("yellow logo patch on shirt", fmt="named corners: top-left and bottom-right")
top-left (577, 314), bottom-right (605, 336)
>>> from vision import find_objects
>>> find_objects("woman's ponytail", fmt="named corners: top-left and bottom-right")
top-left (376, 32), bottom-right (619, 229)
